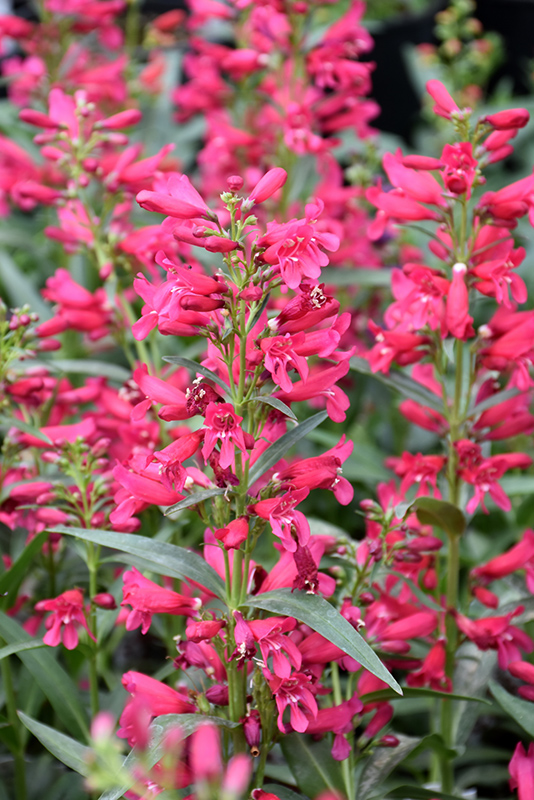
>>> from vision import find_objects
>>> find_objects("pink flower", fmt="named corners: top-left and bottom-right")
top-left (446, 262), bottom-right (474, 340)
top-left (485, 108), bottom-right (530, 130)
top-left (121, 567), bottom-right (201, 634)
top-left (260, 333), bottom-right (309, 393)
top-left (268, 671), bottom-right (318, 733)
top-left (202, 402), bottom-right (248, 470)
top-left (36, 589), bottom-right (95, 650)
top-left (426, 79), bottom-right (460, 119)
top-left (247, 167), bottom-right (287, 205)
top-left (250, 488), bottom-right (311, 553)
top-left (510, 742), bottom-right (534, 800)
top-left (137, 173), bottom-right (215, 220)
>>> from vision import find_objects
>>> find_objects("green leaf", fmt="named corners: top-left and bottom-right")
top-left (247, 589), bottom-right (402, 694)
top-left (384, 787), bottom-right (465, 800)
top-left (0, 249), bottom-right (50, 319)
top-left (489, 679), bottom-right (534, 737)
top-left (98, 714), bottom-right (239, 800)
top-left (246, 293), bottom-right (270, 333)
top-left (359, 687), bottom-right (491, 705)
top-left (388, 571), bottom-right (443, 612)
top-left (0, 640), bottom-right (46, 660)
top-left (350, 356), bottom-right (444, 413)
top-left (162, 356), bottom-right (230, 393)
top-left (165, 487), bottom-right (227, 516)
top-left (256, 396), bottom-right (297, 421)
top-left (0, 613), bottom-right (89, 740)
top-left (0, 529), bottom-right (49, 602)
top-left (500, 476), bottom-right (534, 497)
top-left (280, 734), bottom-right (345, 798)
top-left (247, 411), bottom-right (328, 487)
top-left (40, 358), bottom-right (131, 384)
top-left (409, 497), bottom-right (465, 538)
top-left (18, 712), bottom-right (92, 777)
top-left (321, 267), bottom-right (393, 288)
top-left (52, 526), bottom-right (226, 601)
top-left (263, 786), bottom-right (308, 800)
top-left (468, 387), bottom-right (521, 416)
top-left (0, 417), bottom-right (52, 445)
top-left (358, 733), bottom-right (421, 800)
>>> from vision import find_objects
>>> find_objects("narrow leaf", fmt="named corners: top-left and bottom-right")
top-left (18, 712), bottom-right (92, 777)
top-left (247, 292), bottom-right (270, 333)
top-left (247, 411), bottom-right (328, 487)
top-left (53, 526), bottom-right (226, 600)
top-left (360, 687), bottom-right (491, 705)
top-left (409, 497), bottom-right (465, 538)
top-left (162, 356), bottom-right (230, 393)
top-left (0, 249), bottom-right (50, 319)
top-left (263, 786), bottom-right (308, 800)
top-left (468, 387), bottom-right (521, 416)
top-left (350, 356), bottom-right (443, 413)
top-left (0, 640), bottom-right (46, 660)
top-left (0, 613), bottom-right (89, 740)
top-left (385, 786), bottom-right (465, 800)
top-left (247, 589), bottom-right (402, 694)
top-left (281, 733), bottom-right (344, 798)
top-left (0, 529), bottom-right (49, 601)
top-left (257, 396), bottom-right (297, 421)
top-left (0, 418), bottom-right (52, 445)
top-left (165, 487), bottom-right (226, 516)
top-left (43, 358), bottom-right (131, 384)
top-left (358, 733), bottom-right (421, 800)
top-left (489, 679), bottom-right (534, 737)
top-left (321, 267), bottom-right (393, 287)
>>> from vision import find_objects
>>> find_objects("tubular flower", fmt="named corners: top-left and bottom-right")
top-left (121, 567), bottom-right (202, 634)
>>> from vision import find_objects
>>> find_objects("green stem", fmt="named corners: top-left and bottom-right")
top-left (331, 661), bottom-right (353, 800)
top-left (87, 542), bottom-right (100, 718)
top-left (1, 655), bottom-right (26, 800)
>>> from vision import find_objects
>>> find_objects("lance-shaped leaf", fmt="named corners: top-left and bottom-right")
top-left (0, 529), bottom-right (49, 602)
top-left (18, 712), bottom-right (92, 777)
top-left (468, 386), bottom-right (521, 416)
top-left (384, 788), bottom-right (465, 800)
top-left (263, 786), bottom-right (308, 800)
top-left (0, 613), bottom-right (89, 740)
top-left (165, 487), bottom-right (226, 516)
top-left (490, 679), bottom-right (534, 738)
top-left (281, 733), bottom-right (345, 798)
top-left (359, 687), bottom-right (491, 705)
top-left (408, 497), bottom-right (465, 538)
top-left (247, 411), bottom-right (328, 487)
top-left (0, 418), bottom-right (52, 445)
top-left (52, 526), bottom-right (226, 600)
top-left (321, 267), bottom-right (394, 287)
top-left (162, 355), bottom-right (230, 393)
top-left (351, 356), bottom-right (443, 413)
top-left (247, 589), bottom-right (402, 694)
top-left (256, 396), bottom-right (297, 421)
top-left (0, 640), bottom-right (46, 661)
top-left (358, 733), bottom-right (422, 800)
top-left (43, 358), bottom-right (131, 384)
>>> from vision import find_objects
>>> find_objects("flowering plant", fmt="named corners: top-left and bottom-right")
top-left (1, 3), bottom-right (534, 800)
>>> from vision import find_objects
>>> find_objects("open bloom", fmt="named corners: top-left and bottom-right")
top-left (36, 589), bottom-right (95, 650)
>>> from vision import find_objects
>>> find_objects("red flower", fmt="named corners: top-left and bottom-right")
top-left (509, 742), bottom-right (534, 800)
top-left (121, 567), bottom-right (201, 634)
top-left (36, 589), bottom-right (95, 650)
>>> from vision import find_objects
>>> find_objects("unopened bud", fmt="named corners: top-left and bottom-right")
top-left (92, 592), bottom-right (117, 610)
top-left (227, 175), bottom-right (243, 191)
